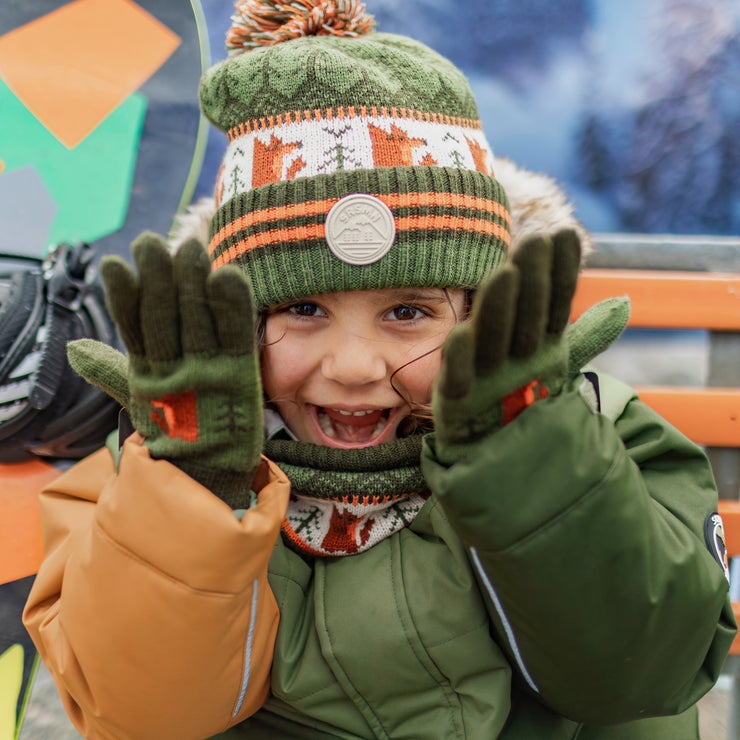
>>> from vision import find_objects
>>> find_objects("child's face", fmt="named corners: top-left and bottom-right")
top-left (261, 287), bottom-right (466, 448)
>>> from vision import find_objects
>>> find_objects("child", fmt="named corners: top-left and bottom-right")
top-left (23, 1), bottom-right (734, 738)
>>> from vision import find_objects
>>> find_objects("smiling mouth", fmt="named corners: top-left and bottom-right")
top-left (310, 405), bottom-right (398, 447)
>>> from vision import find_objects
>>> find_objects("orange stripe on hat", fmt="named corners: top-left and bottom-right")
top-left (208, 198), bottom-right (341, 255)
top-left (211, 213), bottom-right (510, 268)
top-left (209, 192), bottom-right (511, 257)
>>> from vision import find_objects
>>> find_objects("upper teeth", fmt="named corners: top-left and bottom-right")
top-left (333, 409), bottom-right (375, 416)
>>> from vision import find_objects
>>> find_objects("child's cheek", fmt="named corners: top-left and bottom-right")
top-left (395, 351), bottom-right (443, 404)
top-left (260, 339), bottom-right (316, 399)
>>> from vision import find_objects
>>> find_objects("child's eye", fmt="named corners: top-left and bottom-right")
top-left (288, 302), bottom-right (325, 318)
top-left (386, 305), bottom-right (425, 322)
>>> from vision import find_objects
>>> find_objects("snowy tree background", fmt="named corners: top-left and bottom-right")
top-left (574, 0), bottom-right (740, 235)
top-left (197, 0), bottom-right (740, 236)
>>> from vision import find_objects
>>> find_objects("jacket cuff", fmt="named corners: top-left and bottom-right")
top-left (422, 387), bottom-right (615, 551)
top-left (94, 435), bottom-right (289, 593)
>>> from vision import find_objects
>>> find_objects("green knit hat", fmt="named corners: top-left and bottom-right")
top-left (199, 0), bottom-right (510, 310)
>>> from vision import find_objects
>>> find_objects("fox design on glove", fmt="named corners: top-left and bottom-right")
top-left (150, 391), bottom-right (199, 442)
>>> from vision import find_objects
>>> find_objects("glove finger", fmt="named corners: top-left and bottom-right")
top-left (472, 265), bottom-right (520, 375)
top-left (133, 233), bottom-right (181, 363)
top-left (437, 324), bottom-right (475, 400)
top-left (509, 234), bottom-right (553, 358)
top-left (547, 229), bottom-right (582, 336)
top-left (174, 240), bottom-right (218, 355)
top-left (567, 296), bottom-right (630, 373)
top-left (206, 265), bottom-right (256, 356)
top-left (100, 256), bottom-right (144, 357)
top-left (67, 338), bottom-right (131, 409)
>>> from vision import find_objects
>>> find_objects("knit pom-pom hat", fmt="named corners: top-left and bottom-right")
top-left (199, 0), bottom-right (511, 310)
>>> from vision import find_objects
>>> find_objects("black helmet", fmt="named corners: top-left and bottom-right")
top-left (0, 242), bottom-right (119, 462)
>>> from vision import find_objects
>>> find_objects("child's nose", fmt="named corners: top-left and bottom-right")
top-left (320, 337), bottom-right (388, 386)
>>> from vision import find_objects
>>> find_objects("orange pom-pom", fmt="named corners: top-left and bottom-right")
top-left (226, 0), bottom-right (376, 54)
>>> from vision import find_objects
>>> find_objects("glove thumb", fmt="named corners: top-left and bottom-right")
top-left (566, 297), bottom-right (631, 374)
top-left (67, 338), bottom-right (130, 410)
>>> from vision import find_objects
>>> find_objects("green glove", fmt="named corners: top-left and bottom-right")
top-left (70, 233), bottom-right (263, 508)
top-left (432, 229), bottom-right (630, 465)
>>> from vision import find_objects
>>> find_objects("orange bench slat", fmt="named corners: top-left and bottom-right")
top-left (635, 387), bottom-right (740, 448)
top-left (573, 270), bottom-right (740, 330)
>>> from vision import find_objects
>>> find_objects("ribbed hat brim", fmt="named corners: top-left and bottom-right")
top-left (209, 166), bottom-right (510, 309)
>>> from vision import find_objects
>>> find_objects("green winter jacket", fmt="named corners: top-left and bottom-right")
top-left (215, 374), bottom-right (736, 739)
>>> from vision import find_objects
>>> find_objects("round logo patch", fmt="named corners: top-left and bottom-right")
top-left (324, 194), bottom-right (396, 265)
top-left (704, 512), bottom-right (730, 584)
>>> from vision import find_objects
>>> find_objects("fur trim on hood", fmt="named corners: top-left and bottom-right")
top-left (169, 157), bottom-right (592, 258)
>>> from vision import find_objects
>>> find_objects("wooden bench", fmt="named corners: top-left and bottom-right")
top-left (572, 268), bottom-right (740, 450)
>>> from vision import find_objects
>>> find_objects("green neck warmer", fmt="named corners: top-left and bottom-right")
top-left (263, 435), bottom-right (429, 557)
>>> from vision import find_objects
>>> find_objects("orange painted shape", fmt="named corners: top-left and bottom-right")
top-left (572, 270), bottom-right (740, 330)
top-left (0, 459), bottom-right (59, 585)
top-left (0, 0), bottom-right (181, 148)
top-left (635, 387), bottom-right (740, 448)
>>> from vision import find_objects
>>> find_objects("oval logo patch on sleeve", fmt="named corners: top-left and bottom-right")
top-left (704, 512), bottom-right (730, 584)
